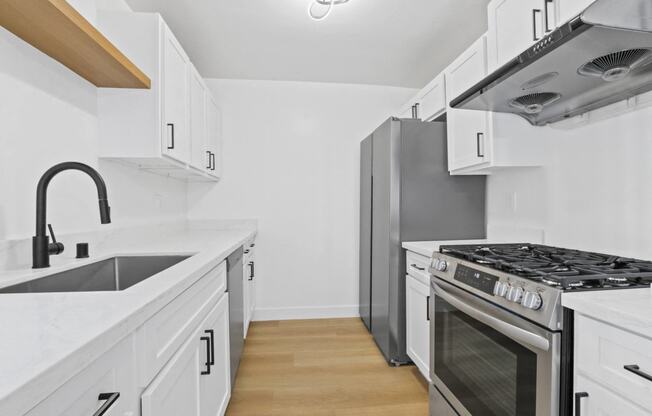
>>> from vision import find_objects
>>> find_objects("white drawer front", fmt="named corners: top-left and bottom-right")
top-left (406, 250), bottom-right (431, 285)
top-left (141, 262), bottom-right (226, 384)
top-left (575, 314), bottom-right (652, 410)
top-left (26, 336), bottom-right (138, 416)
top-left (575, 373), bottom-right (651, 416)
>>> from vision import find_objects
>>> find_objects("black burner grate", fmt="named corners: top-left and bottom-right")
top-left (440, 244), bottom-right (652, 290)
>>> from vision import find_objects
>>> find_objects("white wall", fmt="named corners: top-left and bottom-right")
top-left (187, 79), bottom-right (416, 320)
top-left (487, 105), bottom-right (652, 259)
top-left (0, 0), bottom-right (187, 242)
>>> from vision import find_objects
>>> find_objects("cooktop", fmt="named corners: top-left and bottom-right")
top-left (439, 243), bottom-right (652, 290)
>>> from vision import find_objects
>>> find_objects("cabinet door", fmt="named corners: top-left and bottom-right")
top-left (487, 0), bottom-right (545, 71)
top-left (559, 0), bottom-right (594, 24)
top-left (243, 254), bottom-right (251, 337)
top-left (162, 26), bottom-right (190, 164)
top-left (189, 65), bottom-right (208, 171)
top-left (26, 336), bottom-right (137, 416)
top-left (141, 329), bottom-right (202, 416)
top-left (405, 274), bottom-right (431, 382)
top-left (445, 36), bottom-right (490, 171)
top-left (205, 94), bottom-right (222, 178)
top-left (247, 252), bottom-right (256, 325)
top-left (397, 103), bottom-right (416, 119)
top-left (417, 75), bottom-right (446, 121)
top-left (574, 374), bottom-right (651, 416)
top-left (200, 294), bottom-right (232, 416)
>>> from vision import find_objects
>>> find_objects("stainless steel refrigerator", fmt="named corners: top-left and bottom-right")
top-left (359, 117), bottom-right (486, 365)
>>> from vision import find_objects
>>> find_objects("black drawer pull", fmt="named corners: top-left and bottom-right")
top-left (544, 0), bottom-right (554, 33)
top-left (426, 295), bottom-right (430, 321)
top-left (205, 329), bottom-right (215, 366)
top-left (476, 132), bottom-right (485, 158)
top-left (206, 150), bottom-right (211, 169)
top-left (210, 152), bottom-right (216, 171)
top-left (167, 123), bottom-right (175, 150)
top-left (200, 336), bottom-right (211, 375)
top-left (624, 364), bottom-right (652, 382)
top-left (93, 392), bottom-right (120, 416)
top-left (249, 261), bottom-right (255, 281)
top-left (575, 392), bottom-right (588, 416)
top-left (532, 9), bottom-right (542, 41)
top-left (411, 263), bottom-right (425, 271)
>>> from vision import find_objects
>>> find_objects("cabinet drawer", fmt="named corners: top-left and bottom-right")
top-left (141, 262), bottom-right (226, 383)
top-left (575, 314), bottom-right (652, 410)
top-left (26, 336), bottom-right (137, 416)
top-left (575, 373), bottom-right (651, 416)
top-left (406, 250), bottom-right (431, 285)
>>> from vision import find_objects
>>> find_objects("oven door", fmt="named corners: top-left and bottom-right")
top-left (430, 278), bottom-right (561, 416)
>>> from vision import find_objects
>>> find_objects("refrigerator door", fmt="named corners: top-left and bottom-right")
top-left (359, 134), bottom-right (373, 332)
top-left (227, 247), bottom-right (244, 386)
top-left (371, 118), bottom-right (403, 363)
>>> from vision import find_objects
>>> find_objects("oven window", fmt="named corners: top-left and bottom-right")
top-left (434, 295), bottom-right (537, 416)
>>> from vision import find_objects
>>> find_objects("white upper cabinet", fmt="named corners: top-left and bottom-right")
top-left (559, 0), bottom-right (595, 25)
top-left (445, 36), bottom-right (490, 171)
top-left (395, 74), bottom-right (446, 121)
top-left (189, 65), bottom-right (208, 172)
top-left (162, 25), bottom-right (190, 164)
top-left (205, 94), bottom-right (223, 178)
top-left (445, 35), bottom-right (547, 174)
top-left (416, 74), bottom-right (446, 121)
top-left (97, 12), bottom-right (219, 182)
top-left (487, 0), bottom-right (559, 72)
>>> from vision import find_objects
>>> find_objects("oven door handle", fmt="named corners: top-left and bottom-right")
top-left (432, 282), bottom-right (550, 352)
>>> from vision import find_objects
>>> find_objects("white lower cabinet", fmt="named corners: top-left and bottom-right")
top-left (243, 241), bottom-right (256, 337)
top-left (142, 293), bottom-right (231, 416)
top-left (573, 314), bottom-right (652, 415)
top-left (26, 336), bottom-right (138, 416)
top-left (405, 254), bottom-right (431, 382)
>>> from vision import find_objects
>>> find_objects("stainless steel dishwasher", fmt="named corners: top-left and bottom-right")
top-left (227, 247), bottom-right (244, 386)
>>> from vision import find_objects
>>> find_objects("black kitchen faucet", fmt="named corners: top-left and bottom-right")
top-left (32, 162), bottom-right (111, 269)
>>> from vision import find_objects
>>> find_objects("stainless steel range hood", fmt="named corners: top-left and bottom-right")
top-left (451, 0), bottom-right (652, 126)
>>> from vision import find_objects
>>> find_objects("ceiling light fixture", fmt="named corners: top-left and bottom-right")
top-left (308, 0), bottom-right (350, 21)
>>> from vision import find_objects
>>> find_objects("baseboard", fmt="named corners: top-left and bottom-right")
top-left (253, 305), bottom-right (360, 321)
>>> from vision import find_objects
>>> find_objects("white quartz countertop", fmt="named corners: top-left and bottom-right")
top-left (562, 288), bottom-right (652, 339)
top-left (0, 221), bottom-right (256, 415)
top-left (402, 239), bottom-right (488, 258)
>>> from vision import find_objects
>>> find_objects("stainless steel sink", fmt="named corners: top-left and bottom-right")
top-left (0, 255), bottom-right (191, 293)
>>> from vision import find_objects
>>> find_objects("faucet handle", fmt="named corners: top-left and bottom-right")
top-left (47, 224), bottom-right (65, 255)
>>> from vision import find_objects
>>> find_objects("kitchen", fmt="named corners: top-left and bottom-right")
top-left (0, 0), bottom-right (651, 415)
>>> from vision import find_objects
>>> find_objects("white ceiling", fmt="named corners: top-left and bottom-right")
top-left (124, 0), bottom-right (491, 88)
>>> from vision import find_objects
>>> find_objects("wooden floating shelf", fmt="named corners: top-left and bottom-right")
top-left (0, 0), bottom-right (151, 89)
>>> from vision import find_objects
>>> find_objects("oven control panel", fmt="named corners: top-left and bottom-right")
top-left (454, 265), bottom-right (499, 296)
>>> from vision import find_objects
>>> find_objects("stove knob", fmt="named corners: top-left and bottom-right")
top-left (493, 281), bottom-right (508, 297)
top-left (522, 291), bottom-right (543, 310)
top-left (435, 259), bottom-right (448, 272)
top-left (506, 286), bottom-right (524, 303)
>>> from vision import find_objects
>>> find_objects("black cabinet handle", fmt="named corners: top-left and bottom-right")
top-left (200, 336), bottom-right (211, 375)
top-left (167, 123), bottom-right (175, 150)
top-left (250, 243), bottom-right (255, 248)
top-left (532, 9), bottom-right (542, 41)
top-left (206, 150), bottom-right (211, 169)
top-left (93, 392), bottom-right (120, 416)
top-left (205, 329), bottom-right (215, 366)
top-left (210, 152), bottom-right (216, 171)
top-left (575, 392), bottom-right (588, 416)
top-left (544, 0), bottom-right (553, 33)
top-left (411, 105), bottom-right (416, 118)
top-left (624, 364), bottom-right (652, 382)
top-left (414, 103), bottom-right (420, 119)
top-left (426, 295), bottom-right (430, 321)
top-left (476, 133), bottom-right (485, 158)
top-left (248, 261), bottom-right (255, 281)
top-left (411, 263), bottom-right (426, 271)
top-left (244, 249), bottom-right (250, 254)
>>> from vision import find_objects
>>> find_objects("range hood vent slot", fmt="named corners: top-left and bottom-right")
top-left (578, 48), bottom-right (652, 82)
top-left (509, 93), bottom-right (562, 114)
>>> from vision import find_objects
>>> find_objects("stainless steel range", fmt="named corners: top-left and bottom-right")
top-left (428, 243), bottom-right (652, 416)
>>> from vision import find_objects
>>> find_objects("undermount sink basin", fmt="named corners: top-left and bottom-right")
top-left (0, 255), bottom-right (191, 294)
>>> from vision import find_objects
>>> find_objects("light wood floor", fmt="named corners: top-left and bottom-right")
top-left (226, 318), bottom-right (429, 416)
